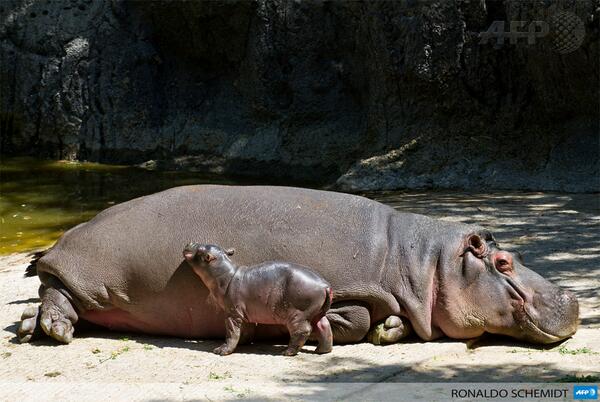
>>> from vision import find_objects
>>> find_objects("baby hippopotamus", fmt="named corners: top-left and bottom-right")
top-left (183, 243), bottom-right (334, 356)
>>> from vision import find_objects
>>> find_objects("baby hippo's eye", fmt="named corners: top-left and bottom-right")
top-left (493, 252), bottom-right (513, 274)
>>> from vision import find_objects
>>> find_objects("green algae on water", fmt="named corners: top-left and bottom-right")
top-left (0, 157), bottom-right (237, 255)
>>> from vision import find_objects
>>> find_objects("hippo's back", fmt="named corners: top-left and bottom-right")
top-left (38, 186), bottom-right (399, 323)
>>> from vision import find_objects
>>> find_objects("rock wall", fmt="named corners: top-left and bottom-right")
top-left (1, 0), bottom-right (598, 191)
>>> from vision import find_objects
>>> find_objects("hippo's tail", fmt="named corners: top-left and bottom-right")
top-left (24, 249), bottom-right (48, 277)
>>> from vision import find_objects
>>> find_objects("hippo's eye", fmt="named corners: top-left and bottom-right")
top-left (495, 258), bottom-right (512, 273)
top-left (493, 251), bottom-right (513, 274)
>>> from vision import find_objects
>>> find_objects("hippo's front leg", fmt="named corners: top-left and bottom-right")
top-left (367, 316), bottom-right (412, 345)
top-left (213, 316), bottom-right (243, 356)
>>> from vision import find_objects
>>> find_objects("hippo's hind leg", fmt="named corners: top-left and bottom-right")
top-left (18, 283), bottom-right (78, 344)
top-left (312, 316), bottom-right (333, 354)
top-left (39, 285), bottom-right (79, 343)
top-left (326, 301), bottom-right (372, 343)
top-left (367, 316), bottom-right (412, 345)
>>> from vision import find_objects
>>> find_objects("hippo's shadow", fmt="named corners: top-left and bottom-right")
top-left (126, 333), bottom-right (326, 356)
top-left (462, 333), bottom-right (569, 351)
top-left (4, 320), bottom-right (321, 355)
top-left (4, 323), bottom-right (21, 344)
top-left (7, 297), bottom-right (40, 305)
top-left (5, 318), bottom-right (568, 353)
top-left (4, 306), bottom-right (568, 354)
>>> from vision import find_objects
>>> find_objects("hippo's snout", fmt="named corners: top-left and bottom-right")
top-left (526, 288), bottom-right (579, 342)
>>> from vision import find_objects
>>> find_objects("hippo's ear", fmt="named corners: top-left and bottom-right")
top-left (225, 248), bottom-right (235, 256)
top-left (466, 234), bottom-right (488, 258)
top-left (183, 250), bottom-right (195, 260)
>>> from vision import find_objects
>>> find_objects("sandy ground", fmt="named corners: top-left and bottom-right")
top-left (0, 191), bottom-right (599, 401)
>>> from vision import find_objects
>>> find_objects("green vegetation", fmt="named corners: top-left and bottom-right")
top-left (44, 371), bottom-right (61, 378)
top-left (208, 371), bottom-right (232, 381)
top-left (557, 345), bottom-right (595, 355)
top-left (506, 348), bottom-right (537, 354)
top-left (99, 345), bottom-right (130, 363)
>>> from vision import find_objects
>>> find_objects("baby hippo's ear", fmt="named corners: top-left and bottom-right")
top-left (183, 249), bottom-right (196, 261)
top-left (225, 248), bottom-right (235, 256)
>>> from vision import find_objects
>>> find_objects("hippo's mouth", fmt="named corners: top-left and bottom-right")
top-left (505, 277), bottom-right (563, 343)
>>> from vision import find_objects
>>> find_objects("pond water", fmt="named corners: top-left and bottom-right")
top-left (0, 157), bottom-right (250, 255)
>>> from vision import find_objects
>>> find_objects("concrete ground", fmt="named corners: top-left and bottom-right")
top-left (0, 191), bottom-right (598, 401)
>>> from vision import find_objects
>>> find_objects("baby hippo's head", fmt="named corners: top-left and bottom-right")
top-left (183, 243), bottom-right (235, 267)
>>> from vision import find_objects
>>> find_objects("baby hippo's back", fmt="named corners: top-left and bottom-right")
top-left (231, 262), bottom-right (331, 325)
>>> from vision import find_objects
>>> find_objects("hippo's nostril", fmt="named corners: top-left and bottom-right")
top-left (563, 289), bottom-right (577, 304)
top-left (528, 288), bottom-right (579, 340)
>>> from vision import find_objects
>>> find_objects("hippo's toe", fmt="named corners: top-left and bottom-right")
top-left (213, 344), bottom-right (234, 356)
top-left (367, 315), bottom-right (412, 345)
top-left (17, 306), bottom-right (43, 343)
top-left (40, 310), bottom-right (74, 343)
top-left (282, 347), bottom-right (300, 356)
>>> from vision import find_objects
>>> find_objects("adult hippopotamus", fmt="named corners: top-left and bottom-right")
top-left (17, 185), bottom-right (579, 346)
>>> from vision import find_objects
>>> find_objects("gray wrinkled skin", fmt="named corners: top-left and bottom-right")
top-left (183, 243), bottom-right (333, 356)
top-left (18, 185), bottom-right (579, 345)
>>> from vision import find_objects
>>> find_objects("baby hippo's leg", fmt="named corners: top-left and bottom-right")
top-left (312, 316), bottom-right (333, 354)
top-left (284, 318), bottom-right (312, 356)
top-left (214, 316), bottom-right (243, 356)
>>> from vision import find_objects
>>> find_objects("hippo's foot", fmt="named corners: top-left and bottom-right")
top-left (213, 344), bottom-right (235, 356)
top-left (282, 347), bottom-right (300, 356)
top-left (213, 316), bottom-right (243, 356)
top-left (367, 315), bottom-right (412, 345)
top-left (40, 310), bottom-right (75, 343)
top-left (284, 321), bottom-right (312, 356)
top-left (312, 316), bottom-right (333, 354)
top-left (17, 305), bottom-right (44, 343)
top-left (40, 287), bottom-right (78, 343)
